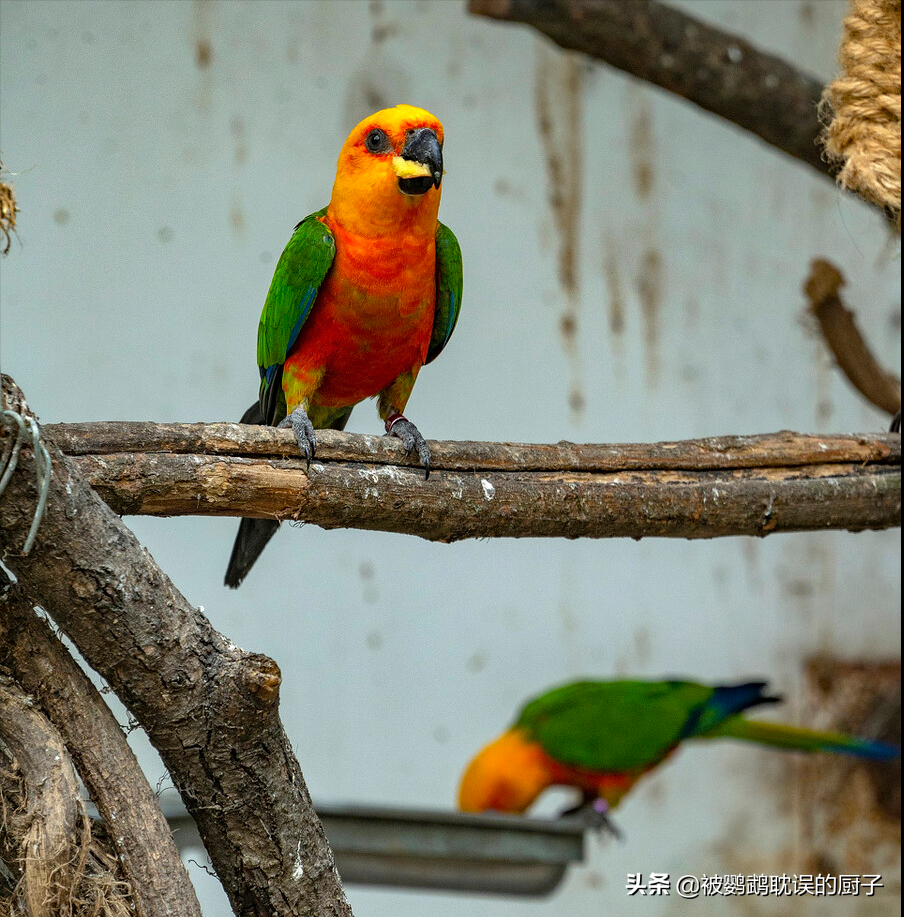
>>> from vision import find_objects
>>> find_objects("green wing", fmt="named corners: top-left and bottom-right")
top-left (515, 680), bottom-right (715, 772)
top-left (256, 208), bottom-right (335, 423)
top-left (425, 222), bottom-right (462, 365)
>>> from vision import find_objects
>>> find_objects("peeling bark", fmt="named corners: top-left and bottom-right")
top-left (0, 593), bottom-right (202, 917)
top-left (0, 375), bottom-right (353, 917)
top-left (0, 674), bottom-right (86, 917)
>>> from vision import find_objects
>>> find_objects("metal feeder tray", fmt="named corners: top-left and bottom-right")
top-left (164, 802), bottom-right (586, 897)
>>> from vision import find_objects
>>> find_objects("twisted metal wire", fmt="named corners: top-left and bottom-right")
top-left (0, 409), bottom-right (52, 554)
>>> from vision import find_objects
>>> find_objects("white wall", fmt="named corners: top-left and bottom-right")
top-left (1, 1), bottom-right (899, 915)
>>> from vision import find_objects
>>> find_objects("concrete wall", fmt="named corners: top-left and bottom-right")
top-left (1, 1), bottom-right (899, 914)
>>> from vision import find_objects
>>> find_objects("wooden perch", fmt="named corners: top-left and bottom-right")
top-left (0, 376), bottom-right (353, 917)
top-left (0, 592), bottom-right (201, 917)
top-left (805, 258), bottom-right (902, 418)
top-left (47, 422), bottom-right (901, 540)
top-left (469, 0), bottom-right (833, 180)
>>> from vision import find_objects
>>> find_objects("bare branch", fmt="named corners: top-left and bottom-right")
top-left (46, 422), bottom-right (898, 470)
top-left (0, 593), bottom-right (202, 917)
top-left (469, 0), bottom-right (831, 178)
top-left (0, 375), bottom-right (353, 917)
top-left (45, 422), bottom-right (903, 540)
top-left (805, 259), bottom-right (902, 418)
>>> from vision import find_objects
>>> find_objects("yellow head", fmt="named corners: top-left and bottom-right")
top-left (457, 730), bottom-right (553, 814)
top-left (329, 104), bottom-right (445, 236)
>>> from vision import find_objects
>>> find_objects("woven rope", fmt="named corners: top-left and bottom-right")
top-left (822, 0), bottom-right (901, 219)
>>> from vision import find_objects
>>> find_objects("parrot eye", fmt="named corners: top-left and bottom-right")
top-left (364, 128), bottom-right (389, 153)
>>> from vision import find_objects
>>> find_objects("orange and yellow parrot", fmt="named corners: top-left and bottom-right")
top-left (226, 105), bottom-right (462, 587)
top-left (459, 679), bottom-right (899, 830)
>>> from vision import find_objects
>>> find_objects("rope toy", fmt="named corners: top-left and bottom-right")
top-left (821, 0), bottom-right (901, 221)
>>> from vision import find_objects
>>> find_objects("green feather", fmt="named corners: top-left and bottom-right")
top-left (514, 679), bottom-right (898, 773)
top-left (256, 208), bottom-right (335, 420)
top-left (515, 680), bottom-right (716, 772)
top-left (426, 221), bottom-right (462, 365)
top-left (704, 717), bottom-right (900, 760)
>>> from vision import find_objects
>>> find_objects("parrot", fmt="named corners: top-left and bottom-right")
top-left (225, 105), bottom-right (462, 588)
top-left (458, 679), bottom-right (900, 827)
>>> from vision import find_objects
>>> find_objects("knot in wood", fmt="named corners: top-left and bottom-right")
top-left (70, 573), bottom-right (97, 600)
top-left (242, 654), bottom-right (282, 705)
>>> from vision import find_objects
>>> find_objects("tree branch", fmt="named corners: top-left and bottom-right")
top-left (0, 674), bottom-right (134, 917)
top-left (469, 0), bottom-right (832, 178)
top-left (0, 375), bottom-right (353, 917)
top-left (804, 258), bottom-right (902, 418)
top-left (46, 422), bottom-right (901, 540)
top-left (0, 674), bottom-right (87, 916)
top-left (46, 421), bottom-right (899, 470)
top-left (0, 592), bottom-right (202, 917)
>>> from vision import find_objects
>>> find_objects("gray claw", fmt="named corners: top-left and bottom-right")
top-left (587, 799), bottom-right (624, 841)
top-left (560, 798), bottom-right (624, 841)
top-left (278, 406), bottom-right (317, 465)
top-left (388, 418), bottom-right (431, 478)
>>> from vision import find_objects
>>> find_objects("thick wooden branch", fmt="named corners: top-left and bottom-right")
top-left (0, 376), bottom-right (353, 917)
top-left (46, 422), bottom-right (901, 540)
top-left (0, 674), bottom-right (87, 917)
top-left (469, 0), bottom-right (831, 178)
top-left (0, 592), bottom-right (202, 917)
top-left (805, 259), bottom-right (902, 418)
top-left (0, 674), bottom-right (135, 916)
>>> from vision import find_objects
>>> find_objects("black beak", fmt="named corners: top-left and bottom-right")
top-left (398, 127), bottom-right (443, 195)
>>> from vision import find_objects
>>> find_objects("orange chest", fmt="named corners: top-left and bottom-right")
top-left (318, 228), bottom-right (436, 334)
top-left (288, 223), bottom-right (437, 407)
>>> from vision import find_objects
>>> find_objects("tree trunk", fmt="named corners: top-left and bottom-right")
top-left (0, 375), bottom-right (353, 917)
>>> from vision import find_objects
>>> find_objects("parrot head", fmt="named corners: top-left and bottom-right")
top-left (457, 730), bottom-right (553, 814)
top-left (329, 104), bottom-right (445, 234)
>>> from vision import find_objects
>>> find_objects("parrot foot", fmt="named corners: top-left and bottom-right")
top-left (560, 797), bottom-right (624, 841)
top-left (385, 414), bottom-right (430, 478)
top-left (891, 410), bottom-right (901, 433)
top-left (278, 406), bottom-right (317, 465)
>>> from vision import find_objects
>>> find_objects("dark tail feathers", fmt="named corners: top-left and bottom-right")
top-left (225, 517), bottom-right (280, 588)
top-left (682, 681), bottom-right (782, 739)
top-left (224, 402), bottom-right (353, 588)
top-left (224, 400), bottom-right (277, 588)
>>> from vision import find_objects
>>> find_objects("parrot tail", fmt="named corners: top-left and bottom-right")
top-left (681, 681), bottom-right (782, 738)
top-left (707, 716), bottom-right (901, 760)
top-left (224, 517), bottom-right (279, 589)
top-left (223, 401), bottom-right (354, 588)
top-left (224, 400), bottom-right (278, 589)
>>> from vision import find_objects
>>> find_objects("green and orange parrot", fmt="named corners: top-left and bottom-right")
top-left (459, 679), bottom-right (899, 826)
top-left (225, 105), bottom-right (462, 587)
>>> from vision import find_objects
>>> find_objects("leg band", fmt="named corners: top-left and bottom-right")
top-left (385, 413), bottom-right (406, 434)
